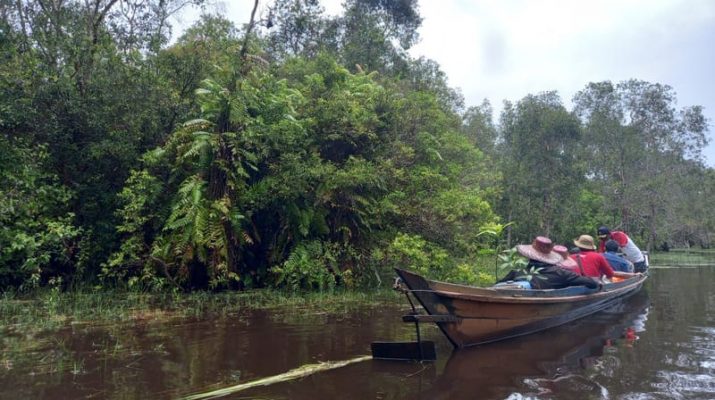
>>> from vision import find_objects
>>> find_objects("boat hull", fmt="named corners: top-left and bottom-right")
top-left (395, 268), bottom-right (647, 348)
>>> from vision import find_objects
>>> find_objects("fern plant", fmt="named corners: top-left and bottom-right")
top-left (105, 70), bottom-right (305, 290)
top-left (272, 241), bottom-right (339, 291)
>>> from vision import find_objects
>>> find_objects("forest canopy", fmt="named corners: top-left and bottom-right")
top-left (1, 0), bottom-right (711, 291)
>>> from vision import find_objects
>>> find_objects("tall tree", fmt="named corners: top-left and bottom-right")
top-left (1, 0), bottom-right (205, 281)
top-left (264, 0), bottom-right (326, 59)
top-left (573, 80), bottom-right (709, 249)
top-left (463, 99), bottom-right (498, 155)
top-left (498, 92), bottom-right (584, 243)
top-left (298, 0), bottom-right (423, 74)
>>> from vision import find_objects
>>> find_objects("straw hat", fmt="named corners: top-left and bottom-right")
top-left (516, 236), bottom-right (564, 265)
top-left (574, 234), bottom-right (597, 250)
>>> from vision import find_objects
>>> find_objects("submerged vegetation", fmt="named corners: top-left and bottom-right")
top-left (649, 249), bottom-right (715, 266)
top-left (0, 287), bottom-right (406, 393)
top-left (1, 0), bottom-right (713, 295)
top-left (0, 288), bottom-right (404, 336)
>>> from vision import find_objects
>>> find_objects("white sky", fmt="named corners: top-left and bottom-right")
top-left (176, 0), bottom-right (715, 165)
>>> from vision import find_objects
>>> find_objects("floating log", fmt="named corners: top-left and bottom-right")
top-left (181, 355), bottom-right (372, 400)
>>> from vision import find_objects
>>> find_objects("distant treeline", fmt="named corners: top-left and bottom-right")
top-left (1, 0), bottom-right (712, 291)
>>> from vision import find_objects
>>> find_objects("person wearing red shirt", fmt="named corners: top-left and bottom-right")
top-left (597, 226), bottom-right (647, 272)
top-left (572, 234), bottom-right (614, 279)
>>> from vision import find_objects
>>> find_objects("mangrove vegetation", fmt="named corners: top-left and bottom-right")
top-left (1, 0), bottom-right (713, 294)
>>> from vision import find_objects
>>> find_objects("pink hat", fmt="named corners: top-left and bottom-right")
top-left (553, 245), bottom-right (569, 257)
top-left (516, 236), bottom-right (564, 265)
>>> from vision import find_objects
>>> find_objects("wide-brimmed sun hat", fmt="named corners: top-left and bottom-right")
top-left (574, 234), bottom-right (597, 250)
top-left (516, 236), bottom-right (564, 265)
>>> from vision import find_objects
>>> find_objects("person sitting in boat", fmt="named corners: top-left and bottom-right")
top-left (603, 239), bottom-right (635, 273)
top-left (597, 226), bottom-right (647, 273)
top-left (554, 245), bottom-right (580, 274)
top-left (572, 234), bottom-right (615, 280)
top-left (496, 236), bottom-right (600, 290)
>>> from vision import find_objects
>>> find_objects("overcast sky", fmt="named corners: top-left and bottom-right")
top-left (177, 0), bottom-right (715, 165)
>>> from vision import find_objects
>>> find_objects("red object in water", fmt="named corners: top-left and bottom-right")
top-left (625, 327), bottom-right (636, 340)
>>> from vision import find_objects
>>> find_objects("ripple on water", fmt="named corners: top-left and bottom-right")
top-left (653, 326), bottom-right (715, 398)
top-left (652, 371), bottom-right (715, 399)
top-left (521, 374), bottom-right (608, 399)
top-left (691, 326), bottom-right (715, 371)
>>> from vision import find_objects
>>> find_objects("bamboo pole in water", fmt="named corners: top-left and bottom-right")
top-left (181, 355), bottom-right (373, 400)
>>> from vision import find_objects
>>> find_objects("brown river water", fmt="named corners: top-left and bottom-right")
top-left (1, 266), bottom-right (714, 399)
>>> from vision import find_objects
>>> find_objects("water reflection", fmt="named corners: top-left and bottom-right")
top-left (423, 291), bottom-right (651, 399)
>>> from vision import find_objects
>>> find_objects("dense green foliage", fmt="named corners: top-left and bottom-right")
top-left (1, 0), bottom-right (711, 292)
top-left (0, 138), bottom-right (80, 289)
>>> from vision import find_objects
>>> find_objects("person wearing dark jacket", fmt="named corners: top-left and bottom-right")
top-left (496, 236), bottom-right (600, 290)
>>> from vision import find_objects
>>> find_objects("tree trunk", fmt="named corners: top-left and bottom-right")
top-left (506, 209), bottom-right (513, 248)
top-left (647, 202), bottom-right (657, 253)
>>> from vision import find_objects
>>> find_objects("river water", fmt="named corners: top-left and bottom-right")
top-left (1, 266), bottom-right (714, 399)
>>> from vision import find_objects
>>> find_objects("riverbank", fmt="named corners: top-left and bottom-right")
top-left (1, 251), bottom-right (704, 338)
top-left (649, 249), bottom-right (715, 266)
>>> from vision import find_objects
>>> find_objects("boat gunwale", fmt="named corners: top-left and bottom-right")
top-left (429, 278), bottom-right (645, 304)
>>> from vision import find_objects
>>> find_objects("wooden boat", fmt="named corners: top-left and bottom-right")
top-left (394, 267), bottom-right (647, 348)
